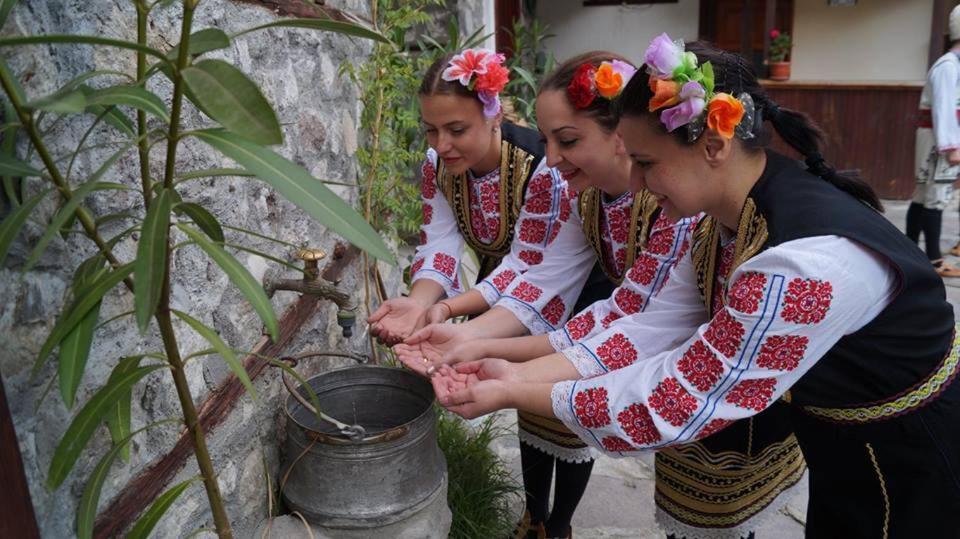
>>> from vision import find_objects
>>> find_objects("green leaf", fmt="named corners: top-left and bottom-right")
top-left (0, 152), bottom-right (41, 177)
top-left (57, 299), bottom-right (100, 409)
top-left (134, 188), bottom-right (172, 333)
top-left (181, 60), bottom-right (282, 145)
top-left (76, 85), bottom-right (136, 136)
top-left (95, 211), bottom-right (138, 228)
top-left (176, 223), bottom-right (279, 341)
top-left (23, 139), bottom-right (136, 275)
top-left (174, 202), bottom-right (224, 243)
top-left (233, 17), bottom-right (390, 45)
top-left (26, 89), bottom-right (86, 114)
top-left (35, 263), bottom-right (135, 377)
top-left (172, 308), bottom-right (257, 398)
top-left (0, 188), bottom-right (50, 267)
top-left (174, 167), bottom-right (254, 183)
top-left (511, 66), bottom-right (537, 90)
top-left (127, 477), bottom-right (199, 539)
top-left (0, 57), bottom-right (25, 105)
top-left (192, 129), bottom-right (394, 263)
top-left (702, 62), bottom-right (715, 94)
top-left (0, 35), bottom-right (169, 63)
top-left (47, 362), bottom-right (165, 488)
top-left (0, 0), bottom-right (17, 29)
top-left (86, 85), bottom-right (169, 123)
top-left (78, 418), bottom-right (179, 539)
top-left (165, 28), bottom-right (230, 60)
top-left (103, 355), bottom-right (149, 463)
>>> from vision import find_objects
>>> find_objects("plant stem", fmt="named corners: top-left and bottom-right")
top-left (162, 1), bottom-right (195, 190)
top-left (136, 0), bottom-right (153, 208)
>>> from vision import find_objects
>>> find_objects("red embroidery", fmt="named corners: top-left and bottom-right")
top-left (524, 190), bottom-right (552, 215)
top-left (422, 203), bottom-right (433, 225)
top-left (781, 278), bottom-right (834, 325)
top-left (541, 296), bottom-right (566, 325)
top-left (519, 219), bottom-right (548, 244)
top-left (677, 340), bottom-right (725, 392)
top-left (491, 270), bottom-right (517, 292)
top-left (727, 272), bottom-right (767, 314)
top-left (518, 249), bottom-right (544, 266)
top-left (601, 436), bottom-right (637, 452)
top-left (479, 181), bottom-right (499, 213)
top-left (547, 222), bottom-right (561, 245)
top-left (649, 377), bottom-right (699, 427)
top-left (559, 190), bottom-right (572, 222)
top-left (527, 172), bottom-right (553, 196)
top-left (513, 281), bottom-right (543, 302)
top-left (646, 223), bottom-right (676, 256)
top-left (601, 312), bottom-right (621, 328)
top-left (595, 333), bottom-right (638, 370)
top-left (608, 206), bottom-right (630, 244)
top-left (704, 310), bottom-right (746, 357)
top-left (470, 207), bottom-right (486, 238)
top-left (565, 312), bottom-right (596, 340)
top-left (410, 257), bottom-right (424, 276)
top-left (614, 247), bottom-right (627, 273)
top-left (574, 387), bottom-right (611, 428)
top-left (617, 403), bottom-right (662, 445)
top-left (614, 287), bottom-right (644, 314)
top-left (485, 216), bottom-right (500, 239)
top-left (627, 253), bottom-right (659, 286)
top-left (696, 418), bottom-right (733, 440)
top-left (757, 335), bottom-right (808, 371)
top-left (432, 253), bottom-right (456, 277)
top-left (725, 378), bottom-right (777, 411)
top-left (676, 238), bottom-right (691, 261)
top-left (716, 242), bottom-right (735, 280)
top-left (421, 161), bottom-right (436, 199)
top-left (420, 230), bottom-right (427, 245)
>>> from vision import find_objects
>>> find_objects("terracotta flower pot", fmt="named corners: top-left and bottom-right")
top-left (768, 61), bottom-right (791, 81)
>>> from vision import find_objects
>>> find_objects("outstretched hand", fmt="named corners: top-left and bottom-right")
top-left (395, 323), bottom-right (474, 367)
top-left (432, 358), bottom-right (517, 419)
top-left (367, 297), bottom-right (429, 345)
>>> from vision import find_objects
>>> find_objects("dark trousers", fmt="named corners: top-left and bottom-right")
top-left (906, 202), bottom-right (944, 261)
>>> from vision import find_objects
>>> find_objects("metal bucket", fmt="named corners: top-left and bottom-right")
top-left (281, 364), bottom-right (446, 528)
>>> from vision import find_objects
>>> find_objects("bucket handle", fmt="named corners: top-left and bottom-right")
top-left (275, 354), bottom-right (368, 442)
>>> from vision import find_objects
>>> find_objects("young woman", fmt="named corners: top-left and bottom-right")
top-left (406, 53), bottom-right (803, 539)
top-left (432, 37), bottom-right (960, 537)
top-left (367, 49), bottom-right (583, 346)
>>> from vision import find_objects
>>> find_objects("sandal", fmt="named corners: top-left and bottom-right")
top-left (934, 259), bottom-right (960, 278)
top-left (510, 511), bottom-right (546, 539)
top-left (951, 243), bottom-right (960, 257)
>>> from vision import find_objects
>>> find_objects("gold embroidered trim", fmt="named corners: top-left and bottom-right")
top-left (517, 411), bottom-right (587, 448)
top-left (654, 435), bottom-right (806, 527)
top-left (692, 198), bottom-right (769, 315)
top-left (866, 443), bottom-right (890, 539)
top-left (579, 188), bottom-right (660, 284)
top-left (803, 329), bottom-right (960, 423)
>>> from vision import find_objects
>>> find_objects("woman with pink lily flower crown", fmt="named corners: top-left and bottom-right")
top-left (428, 36), bottom-right (960, 538)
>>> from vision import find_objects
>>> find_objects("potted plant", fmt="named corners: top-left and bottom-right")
top-left (768, 29), bottom-right (792, 81)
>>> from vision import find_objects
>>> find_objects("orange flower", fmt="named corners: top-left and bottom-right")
top-left (595, 63), bottom-right (623, 99)
top-left (648, 78), bottom-right (680, 111)
top-left (706, 93), bottom-right (745, 139)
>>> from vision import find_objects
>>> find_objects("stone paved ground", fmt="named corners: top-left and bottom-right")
top-left (485, 198), bottom-right (960, 538)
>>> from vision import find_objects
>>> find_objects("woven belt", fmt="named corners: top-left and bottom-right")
top-left (917, 108), bottom-right (960, 129)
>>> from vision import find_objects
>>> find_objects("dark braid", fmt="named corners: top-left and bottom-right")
top-left (617, 42), bottom-right (883, 212)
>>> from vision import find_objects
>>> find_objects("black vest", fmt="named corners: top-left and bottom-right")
top-left (699, 152), bottom-right (954, 408)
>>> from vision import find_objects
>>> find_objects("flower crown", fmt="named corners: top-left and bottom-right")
top-left (441, 48), bottom-right (510, 118)
top-left (642, 33), bottom-right (756, 141)
top-left (567, 60), bottom-right (637, 109)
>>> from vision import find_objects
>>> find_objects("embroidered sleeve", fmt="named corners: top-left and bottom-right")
top-left (486, 182), bottom-right (595, 334)
top-left (931, 59), bottom-right (960, 152)
top-left (551, 236), bottom-right (895, 456)
top-left (548, 213), bottom-right (699, 351)
top-left (411, 149), bottom-right (465, 296)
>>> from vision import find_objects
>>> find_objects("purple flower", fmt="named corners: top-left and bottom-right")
top-left (610, 60), bottom-right (637, 84)
top-left (679, 81), bottom-right (705, 101)
top-left (478, 91), bottom-right (501, 118)
top-left (660, 97), bottom-right (705, 132)
top-left (643, 33), bottom-right (684, 77)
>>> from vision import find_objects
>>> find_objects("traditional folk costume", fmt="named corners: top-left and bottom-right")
top-left (551, 151), bottom-right (960, 538)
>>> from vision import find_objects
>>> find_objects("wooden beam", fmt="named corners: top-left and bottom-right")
top-left (0, 375), bottom-right (41, 539)
top-left (93, 243), bottom-right (360, 538)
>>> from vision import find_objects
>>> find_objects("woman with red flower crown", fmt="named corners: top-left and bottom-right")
top-left (399, 52), bottom-right (803, 539)
top-left (429, 37), bottom-right (960, 538)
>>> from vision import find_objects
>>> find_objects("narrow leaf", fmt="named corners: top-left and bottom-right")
top-left (0, 57), bottom-right (25, 104)
top-left (87, 104), bottom-right (135, 136)
top-left (35, 263), bottom-right (135, 377)
top-left (174, 202), bottom-right (224, 243)
top-left (127, 477), bottom-right (199, 539)
top-left (134, 188), bottom-right (172, 332)
top-left (78, 418), bottom-right (179, 539)
top-left (0, 0), bottom-right (17, 29)
top-left (0, 153), bottom-right (41, 176)
top-left (233, 18), bottom-right (390, 45)
top-left (192, 129), bottom-right (394, 263)
top-left (0, 188), bottom-right (50, 267)
top-left (174, 167), bottom-right (253, 183)
top-left (26, 89), bottom-right (86, 113)
top-left (57, 299), bottom-right (100, 409)
top-left (86, 85), bottom-right (169, 123)
top-left (165, 28), bottom-right (230, 60)
top-left (104, 355), bottom-right (148, 463)
top-left (172, 308), bottom-right (257, 398)
top-left (0, 35), bottom-right (169, 63)
top-left (47, 363), bottom-right (165, 488)
top-left (177, 223), bottom-right (278, 340)
top-left (181, 60), bottom-right (282, 145)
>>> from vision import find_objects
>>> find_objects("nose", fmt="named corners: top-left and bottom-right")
top-left (544, 140), bottom-right (562, 168)
top-left (629, 164), bottom-right (647, 193)
top-left (435, 133), bottom-right (452, 154)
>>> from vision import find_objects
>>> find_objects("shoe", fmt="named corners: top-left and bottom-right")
top-left (510, 511), bottom-right (545, 539)
top-left (950, 243), bottom-right (960, 257)
top-left (934, 260), bottom-right (960, 278)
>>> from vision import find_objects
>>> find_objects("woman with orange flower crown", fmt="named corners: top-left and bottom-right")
top-left (399, 51), bottom-right (803, 539)
top-left (429, 36), bottom-right (960, 538)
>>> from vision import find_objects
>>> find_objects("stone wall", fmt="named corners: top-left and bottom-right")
top-left (0, 0), bottom-right (392, 536)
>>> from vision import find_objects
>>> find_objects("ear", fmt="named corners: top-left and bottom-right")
top-left (701, 130), bottom-right (733, 166)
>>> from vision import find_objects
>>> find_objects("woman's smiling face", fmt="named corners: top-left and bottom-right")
top-left (420, 93), bottom-right (498, 175)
